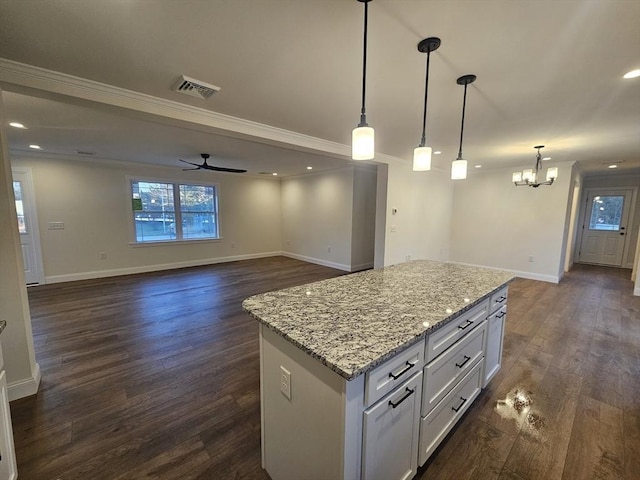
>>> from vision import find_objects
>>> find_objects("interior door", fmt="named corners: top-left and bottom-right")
top-left (12, 169), bottom-right (43, 285)
top-left (578, 189), bottom-right (632, 266)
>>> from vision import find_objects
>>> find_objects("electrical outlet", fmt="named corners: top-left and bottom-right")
top-left (528, 255), bottom-right (534, 262)
top-left (231, 242), bottom-right (236, 249)
top-left (99, 252), bottom-right (107, 260)
top-left (405, 255), bottom-right (411, 262)
top-left (280, 366), bottom-right (291, 400)
top-left (327, 246), bottom-right (332, 253)
top-left (390, 225), bottom-right (397, 233)
top-left (48, 222), bottom-right (64, 230)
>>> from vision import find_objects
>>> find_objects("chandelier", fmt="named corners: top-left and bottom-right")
top-left (512, 146), bottom-right (558, 187)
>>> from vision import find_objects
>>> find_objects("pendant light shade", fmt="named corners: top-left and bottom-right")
top-left (352, 0), bottom-right (374, 160)
top-left (413, 37), bottom-right (441, 172)
top-left (451, 74), bottom-right (476, 180)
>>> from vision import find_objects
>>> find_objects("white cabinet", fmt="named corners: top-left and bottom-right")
top-left (0, 339), bottom-right (18, 480)
top-left (362, 372), bottom-right (422, 480)
top-left (483, 287), bottom-right (508, 387)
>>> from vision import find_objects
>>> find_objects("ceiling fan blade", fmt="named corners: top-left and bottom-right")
top-left (179, 159), bottom-right (200, 167)
top-left (203, 165), bottom-right (247, 173)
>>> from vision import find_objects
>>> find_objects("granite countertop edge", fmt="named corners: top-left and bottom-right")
top-left (0, 320), bottom-right (6, 335)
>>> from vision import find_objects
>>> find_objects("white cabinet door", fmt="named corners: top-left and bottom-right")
top-left (483, 306), bottom-right (506, 387)
top-left (0, 371), bottom-right (17, 480)
top-left (362, 372), bottom-right (422, 480)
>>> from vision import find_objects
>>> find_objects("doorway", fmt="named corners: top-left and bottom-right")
top-left (576, 188), bottom-right (633, 267)
top-left (12, 168), bottom-right (44, 285)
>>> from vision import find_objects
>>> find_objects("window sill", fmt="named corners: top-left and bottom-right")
top-left (129, 237), bottom-right (223, 247)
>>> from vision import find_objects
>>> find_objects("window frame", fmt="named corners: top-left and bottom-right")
top-left (127, 176), bottom-right (222, 246)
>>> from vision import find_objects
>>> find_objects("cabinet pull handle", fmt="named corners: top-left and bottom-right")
top-left (389, 387), bottom-right (415, 409)
top-left (496, 312), bottom-right (506, 319)
top-left (451, 396), bottom-right (468, 413)
top-left (458, 319), bottom-right (473, 330)
top-left (388, 361), bottom-right (415, 380)
top-left (496, 296), bottom-right (507, 303)
top-left (455, 355), bottom-right (471, 368)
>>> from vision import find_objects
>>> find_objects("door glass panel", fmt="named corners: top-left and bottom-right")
top-left (13, 181), bottom-right (27, 234)
top-left (589, 195), bottom-right (624, 231)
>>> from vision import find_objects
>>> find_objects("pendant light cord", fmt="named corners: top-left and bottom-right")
top-left (419, 50), bottom-right (431, 147)
top-left (359, 1), bottom-right (369, 127)
top-left (457, 82), bottom-right (468, 160)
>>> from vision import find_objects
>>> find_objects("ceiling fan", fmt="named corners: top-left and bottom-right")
top-left (179, 153), bottom-right (247, 173)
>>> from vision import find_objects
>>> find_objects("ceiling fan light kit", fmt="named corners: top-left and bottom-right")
top-left (413, 37), bottom-right (441, 172)
top-left (512, 146), bottom-right (558, 187)
top-left (352, 0), bottom-right (375, 161)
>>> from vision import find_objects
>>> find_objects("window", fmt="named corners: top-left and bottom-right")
top-left (131, 180), bottom-right (219, 243)
top-left (588, 195), bottom-right (624, 231)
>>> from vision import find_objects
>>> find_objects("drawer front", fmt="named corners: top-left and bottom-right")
top-left (422, 320), bottom-right (486, 416)
top-left (425, 299), bottom-right (489, 363)
top-left (418, 360), bottom-right (483, 466)
top-left (483, 305), bottom-right (506, 387)
top-left (489, 286), bottom-right (508, 314)
top-left (365, 341), bottom-right (424, 407)
top-left (363, 372), bottom-right (422, 480)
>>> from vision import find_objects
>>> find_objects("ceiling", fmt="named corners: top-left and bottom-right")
top-left (0, 0), bottom-right (639, 177)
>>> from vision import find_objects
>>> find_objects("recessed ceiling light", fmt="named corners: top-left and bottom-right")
top-left (542, 157), bottom-right (551, 161)
top-left (306, 166), bottom-right (313, 170)
top-left (474, 165), bottom-right (482, 168)
top-left (9, 122), bottom-right (26, 129)
top-left (272, 172), bottom-right (278, 176)
top-left (623, 69), bottom-right (640, 79)
top-left (29, 144), bottom-right (42, 150)
top-left (434, 151), bottom-right (442, 155)
top-left (608, 164), bottom-right (618, 169)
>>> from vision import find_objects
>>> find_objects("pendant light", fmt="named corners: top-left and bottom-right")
top-left (413, 37), bottom-right (441, 171)
top-left (352, 0), bottom-right (374, 160)
top-left (451, 74), bottom-right (476, 180)
top-left (512, 146), bottom-right (558, 187)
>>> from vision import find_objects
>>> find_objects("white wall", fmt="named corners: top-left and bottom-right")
top-left (281, 167), bottom-right (355, 271)
top-left (383, 160), bottom-right (454, 266)
top-left (580, 173), bottom-right (640, 269)
top-left (12, 155), bottom-right (283, 282)
top-left (351, 166), bottom-right (377, 271)
top-left (450, 163), bottom-right (574, 283)
top-left (0, 89), bottom-right (40, 399)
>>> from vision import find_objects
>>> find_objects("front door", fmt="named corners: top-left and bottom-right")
top-left (578, 189), bottom-right (633, 266)
top-left (12, 169), bottom-right (43, 285)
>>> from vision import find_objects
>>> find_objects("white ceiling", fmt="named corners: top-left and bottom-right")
top-left (0, 0), bottom-right (639, 177)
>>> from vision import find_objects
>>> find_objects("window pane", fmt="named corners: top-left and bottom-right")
top-left (589, 195), bottom-right (624, 231)
top-left (13, 181), bottom-right (27, 234)
top-left (180, 184), bottom-right (218, 239)
top-left (134, 212), bottom-right (176, 242)
top-left (132, 181), bottom-right (175, 213)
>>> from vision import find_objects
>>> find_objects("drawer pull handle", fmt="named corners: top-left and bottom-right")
top-left (455, 355), bottom-right (471, 368)
top-left (388, 361), bottom-right (415, 380)
top-left (458, 319), bottom-right (474, 330)
top-left (496, 296), bottom-right (507, 304)
top-left (451, 396), bottom-right (468, 413)
top-left (389, 387), bottom-right (415, 409)
top-left (496, 311), bottom-right (507, 319)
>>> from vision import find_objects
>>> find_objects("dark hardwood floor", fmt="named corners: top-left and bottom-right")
top-left (11, 258), bottom-right (640, 479)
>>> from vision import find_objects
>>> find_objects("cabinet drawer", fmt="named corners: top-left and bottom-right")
top-left (363, 372), bottom-right (422, 480)
top-left (489, 286), bottom-right (508, 314)
top-left (483, 305), bottom-right (506, 387)
top-left (418, 360), bottom-right (483, 466)
top-left (425, 299), bottom-right (489, 363)
top-left (422, 320), bottom-right (486, 416)
top-left (365, 341), bottom-right (424, 407)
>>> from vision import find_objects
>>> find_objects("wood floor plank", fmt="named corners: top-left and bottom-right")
top-left (561, 395), bottom-right (624, 480)
top-left (10, 259), bottom-right (640, 479)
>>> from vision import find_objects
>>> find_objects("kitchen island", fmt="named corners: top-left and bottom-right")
top-left (243, 260), bottom-right (513, 480)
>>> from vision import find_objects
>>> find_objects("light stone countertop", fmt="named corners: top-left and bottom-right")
top-left (0, 320), bottom-right (6, 335)
top-left (242, 260), bottom-right (514, 380)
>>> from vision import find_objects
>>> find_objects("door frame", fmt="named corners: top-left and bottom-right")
top-left (11, 167), bottom-right (45, 285)
top-left (574, 186), bottom-right (638, 268)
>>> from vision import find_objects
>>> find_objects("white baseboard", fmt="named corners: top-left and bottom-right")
top-left (634, 284), bottom-right (640, 297)
top-left (448, 261), bottom-right (561, 284)
top-left (8, 362), bottom-right (41, 401)
top-left (281, 252), bottom-right (351, 272)
top-left (351, 262), bottom-right (374, 272)
top-left (44, 251), bottom-right (283, 284)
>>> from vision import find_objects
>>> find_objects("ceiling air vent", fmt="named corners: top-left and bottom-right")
top-left (173, 75), bottom-right (221, 100)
